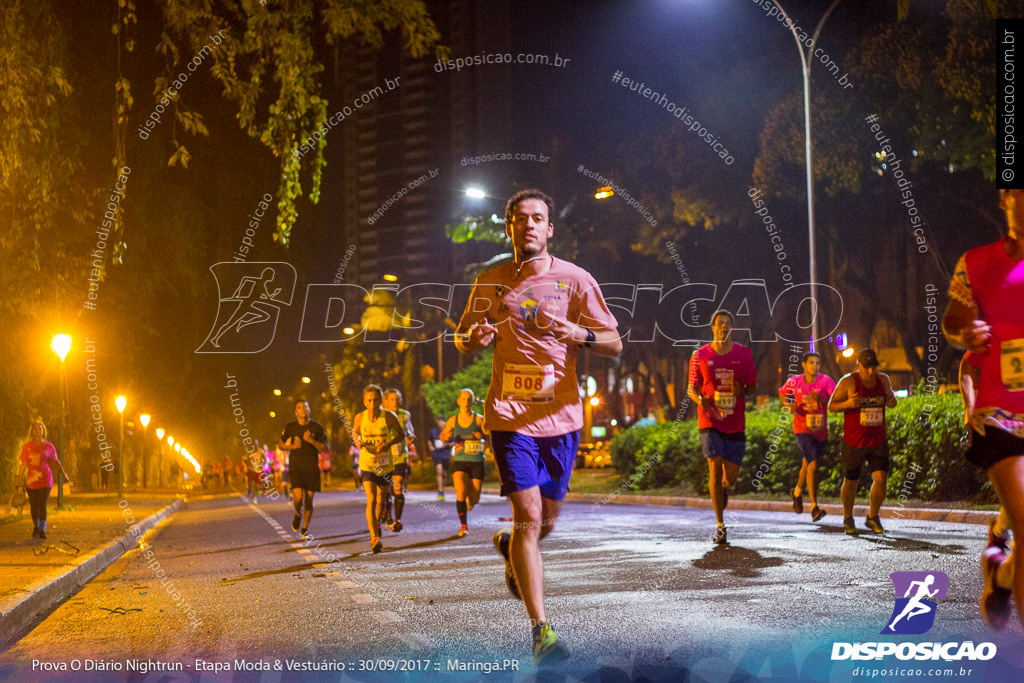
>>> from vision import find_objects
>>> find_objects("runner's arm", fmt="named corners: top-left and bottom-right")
top-left (382, 412), bottom-right (407, 451)
top-left (880, 373), bottom-right (897, 408)
top-left (828, 376), bottom-right (854, 412)
top-left (438, 417), bottom-right (455, 444)
top-left (960, 356), bottom-right (978, 424)
top-left (303, 427), bottom-right (328, 452)
top-left (942, 299), bottom-right (991, 353)
top-left (351, 413), bottom-right (363, 449)
top-left (454, 281), bottom-right (496, 353)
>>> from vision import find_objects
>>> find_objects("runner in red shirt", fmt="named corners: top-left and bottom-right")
top-left (827, 348), bottom-right (896, 535)
top-left (943, 188), bottom-right (1024, 631)
top-left (687, 310), bottom-right (756, 545)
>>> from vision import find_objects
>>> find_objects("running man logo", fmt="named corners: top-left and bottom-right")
top-left (880, 571), bottom-right (949, 635)
top-left (197, 262), bottom-right (297, 353)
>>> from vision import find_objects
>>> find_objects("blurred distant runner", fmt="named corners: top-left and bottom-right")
top-left (428, 417), bottom-right (450, 499)
top-left (352, 385), bottom-right (404, 554)
top-left (779, 352), bottom-right (836, 522)
top-left (277, 399), bottom-right (328, 539)
top-left (382, 388), bottom-right (415, 532)
top-left (439, 389), bottom-right (487, 537)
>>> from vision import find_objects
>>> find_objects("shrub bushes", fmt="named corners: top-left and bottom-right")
top-left (607, 392), bottom-right (992, 502)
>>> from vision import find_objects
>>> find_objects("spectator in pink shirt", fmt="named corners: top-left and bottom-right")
top-left (18, 420), bottom-right (69, 540)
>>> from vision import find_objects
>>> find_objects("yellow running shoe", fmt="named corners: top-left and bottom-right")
top-left (532, 622), bottom-right (569, 667)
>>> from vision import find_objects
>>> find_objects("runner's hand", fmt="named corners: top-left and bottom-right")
top-left (960, 320), bottom-right (991, 354)
top-left (468, 319), bottom-right (497, 348)
top-left (529, 306), bottom-right (576, 342)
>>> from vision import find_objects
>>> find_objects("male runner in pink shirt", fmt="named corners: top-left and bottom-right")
top-left (688, 310), bottom-right (757, 545)
top-left (455, 188), bottom-right (621, 667)
top-left (779, 352), bottom-right (836, 521)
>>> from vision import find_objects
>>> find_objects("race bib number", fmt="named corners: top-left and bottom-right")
top-left (806, 413), bottom-right (824, 430)
top-left (463, 439), bottom-right (484, 455)
top-left (360, 447), bottom-right (391, 471)
top-left (714, 390), bottom-right (735, 414)
top-left (370, 450), bottom-right (391, 470)
top-left (860, 407), bottom-right (884, 427)
top-left (1001, 339), bottom-right (1024, 391)
top-left (502, 364), bottom-right (555, 403)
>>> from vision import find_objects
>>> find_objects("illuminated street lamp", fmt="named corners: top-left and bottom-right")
top-left (115, 396), bottom-right (127, 497)
top-left (273, 388), bottom-right (282, 396)
top-left (465, 187), bottom-right (486, 199)
top-left (50, 334), bottom-right (72, 508)
top-left (139, 414), bottom-right (150, 488)
top-left (585, 395), bottom-right (601, 441)
top-left (301, 376), bottom-right (311, 384)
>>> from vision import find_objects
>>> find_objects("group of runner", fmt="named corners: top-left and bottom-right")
top-left (263, 186), bottom-right (1021, 667)
top-left (688, 188), bottom-right (1022, 635)
top-left (688, 313), bottom-right (897, 543)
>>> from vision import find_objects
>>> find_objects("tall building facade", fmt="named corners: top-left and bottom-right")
top-left (337, 0), bottom-right (513, 292)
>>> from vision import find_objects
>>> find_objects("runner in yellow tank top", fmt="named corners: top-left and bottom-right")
top-left (352, 384), bottom-right (404, 554)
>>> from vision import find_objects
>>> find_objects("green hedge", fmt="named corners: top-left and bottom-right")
top-left (608, 391), bottom-right (992, 502)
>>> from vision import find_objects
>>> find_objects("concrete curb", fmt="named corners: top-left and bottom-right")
top-left (0, 497), bottom-right (184, 646)
top-left (483, 488), bottom-right (997, 526)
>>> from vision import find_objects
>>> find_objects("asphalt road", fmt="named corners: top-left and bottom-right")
top-left (1, 491), bottom-right (1022, 682)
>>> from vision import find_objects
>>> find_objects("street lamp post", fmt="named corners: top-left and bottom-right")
top-left (50, 334), bottom-right (72, 508)
top-left (167, 435), bottom-right (175, 488)
top-left (156, 428), bottom-right (165, 488)
top-left (770, 0), bottom-right (842, 348)
top-left (139, 414), bottom-right (150, 489)
top-left (115, 396), bottom-right (127, 497)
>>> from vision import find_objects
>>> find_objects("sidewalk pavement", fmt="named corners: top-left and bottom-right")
top-left (0, 483), bottom-right (997, 649)
top-left (0, 491), bottom-right (184, 646)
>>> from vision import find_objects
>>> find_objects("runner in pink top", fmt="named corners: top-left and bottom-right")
top-left (779, 352), bottom-right (836, 521)
top-left (687, 309), bottom-right (756, 545)
top-left (455, 189), bottom-right (621, 667)
top-left (466, 258), bottom-right (617, 438)
top-left (943, 188), bottom-right (1024, 631)
top-left (17, 420), bottom-right (69, 540)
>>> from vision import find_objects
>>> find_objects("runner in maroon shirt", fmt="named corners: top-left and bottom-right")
top-left (827, 348), bottom-right (896, 535)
